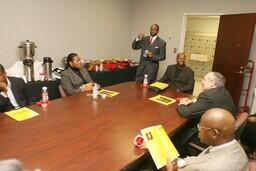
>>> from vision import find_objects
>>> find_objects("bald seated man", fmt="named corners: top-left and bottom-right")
top-left (167, 108), bottom-right (248, 171)
top-left (159, 53), bottom-right (194, 94)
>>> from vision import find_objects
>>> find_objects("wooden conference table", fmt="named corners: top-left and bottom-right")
top-left (0, 82), bottom-right (188, 171)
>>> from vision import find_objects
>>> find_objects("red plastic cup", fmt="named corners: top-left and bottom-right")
top-left (134, 135), bottom-right (145, 148)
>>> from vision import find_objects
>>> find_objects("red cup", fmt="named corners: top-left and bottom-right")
top-left (134, 135), bottom-right (145, 148)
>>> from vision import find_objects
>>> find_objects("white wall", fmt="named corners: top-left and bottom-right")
top-left (130, 0), bottom-right (256, 79)
top-left (0, 0), bottom-right (132, 68)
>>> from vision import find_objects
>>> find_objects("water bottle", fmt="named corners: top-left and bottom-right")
top-left (99, 60), bottom-right (104, 71)
top-left (42, 86), bottom-right (49, 105)
top-left (95, 65), bottom-right (99, 72)
top-left (143, 74), bottom-right (148, 87)
top-left (92, 83), bottom-right (99, 99)
top-left (143, 50), bottom-right (149, 58)
top-left (99, 63), bottom-right (104, 71)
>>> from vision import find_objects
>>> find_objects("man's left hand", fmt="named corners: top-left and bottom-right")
top-left (166, 158), bottom-right (178, 171)
top-left (147, 52), bottom-right (153, 59)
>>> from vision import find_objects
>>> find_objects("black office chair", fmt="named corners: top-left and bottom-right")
top-left (234, 112), bottom-right (249, 140)
top-left (187, 112), bottom-right (249, 155)
top-left (58, 84), bottom-right (67, 98)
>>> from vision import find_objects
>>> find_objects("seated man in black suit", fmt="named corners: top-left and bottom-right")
top-left (0, 64), bottom-right (27, 112)
top-left (177, 71), bottom-right (236, 118)
top-left (159, 53), bottom-right (194, 94)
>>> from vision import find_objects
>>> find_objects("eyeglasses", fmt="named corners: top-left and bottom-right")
top-left (197, 123), bottom-right (213, 130)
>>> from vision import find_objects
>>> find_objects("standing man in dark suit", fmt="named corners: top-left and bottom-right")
top-left (159, 53), bottom-right (194, 94)
top-left (0, 64), bottom-right (27, 112)
top-left (132, 24), bottom-right (166, 83)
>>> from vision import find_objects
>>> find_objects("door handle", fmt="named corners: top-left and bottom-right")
top-left (234, 66), bottom-right (245, 74)
top-left (234, 70), bottom-right (244, 74)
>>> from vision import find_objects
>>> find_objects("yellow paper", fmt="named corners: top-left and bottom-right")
top-left (150, 82), bottom-right (169, 90)
top-left (149, 95), bottom-right (176, 105)
top-left (5, 107), bottom-right (39, 121)
top-left (141, 125), bottom-right (179, 169)
top-left (99, 89), bottom-right (119, 97)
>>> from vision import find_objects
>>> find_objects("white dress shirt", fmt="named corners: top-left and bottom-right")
top-left (6, 78), bottom-right (19, 108)
top-left (177, 139), bottom-right (236, 168)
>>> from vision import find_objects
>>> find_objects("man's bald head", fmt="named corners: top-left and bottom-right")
top-left (198, 108), bottom-right (235, 146)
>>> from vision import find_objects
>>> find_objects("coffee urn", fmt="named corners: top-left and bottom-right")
top-left (43, 57), bottom-right (53, 80)
top-left (18, 40), bottom-right (37, 82)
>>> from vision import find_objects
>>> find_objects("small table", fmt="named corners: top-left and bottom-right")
top-left (90, 66), bottom-right (137, 87)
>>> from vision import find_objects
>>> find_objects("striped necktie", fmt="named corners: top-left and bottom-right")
top-left (150, 37), bottom-right (153, 45)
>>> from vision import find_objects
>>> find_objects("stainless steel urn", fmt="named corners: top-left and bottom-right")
top-left (18, 40), bottom-right (37, 82)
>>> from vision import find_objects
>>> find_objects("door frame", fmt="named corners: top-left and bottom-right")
top-left (179, 13), bottom-right (224, 52)
top-left (179, 13), bottom-right (223, 96)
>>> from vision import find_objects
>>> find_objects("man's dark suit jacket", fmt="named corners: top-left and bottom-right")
top-left (132, 36), bottom-right (166, 83)
top-left (0, 77), bottom-right (27, 112)
top-left (159, 64), bottom-right (195, 94)
top-left (177, 86), bottom-right (237, 118)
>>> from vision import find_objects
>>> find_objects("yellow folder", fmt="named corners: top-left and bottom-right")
top-left (141, 125), bottom-right (179, 169)
top-left (5, 107), bottom-right (39, 121)
top-left (149, 95), bottom-right (176, 105)
top-left (99, 89), bottom-right (119, 97)
top-left (149, 82), bottom-right (169, 90)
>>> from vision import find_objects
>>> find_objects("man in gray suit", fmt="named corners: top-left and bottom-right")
top-left (159, 53), bottom-right (194, 94)
top-left (167, 108), bottom-right (248, 171)
top-left (132, 24), bottom-right (166, 83)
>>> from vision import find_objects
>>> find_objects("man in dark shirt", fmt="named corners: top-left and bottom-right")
top-left (159, 53), bottom-right (194, 94)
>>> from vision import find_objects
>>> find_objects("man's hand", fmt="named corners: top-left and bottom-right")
top-left (0, 81), bottom-right (7, 93)
top-left (179, 97), bottom-right (197, 105)
top-left (147, 51), bottom-right (153, 59)
top-left (166, 158), bottom-right (178, 171)
top-left (138, 33), bottom-right (145, 40)
top-left (179, 97), bottom-right (192, 105)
